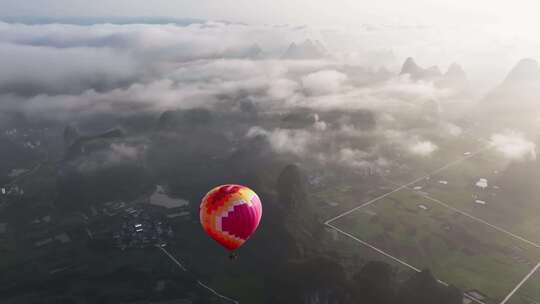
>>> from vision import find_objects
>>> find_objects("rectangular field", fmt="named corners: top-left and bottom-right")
top-left (409, 149), bottom-right (540, 246)
top-left (331, 188), bottom-right (540, 303)
top-left (508, 266), bottom-right (540, 304)
top-left (384, 133), bottom-right (485, 185)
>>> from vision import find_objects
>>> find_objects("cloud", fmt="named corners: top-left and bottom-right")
top-left (109, 143), bottom-right (144, 162)
top-left (0, 21), bottom-right (307, 97)
top-left (1, 79), bottom-right (216, 120)
top-left (74, 141), bottom-right (147, 172)
top-left (0, 20), bottom-right (475, 179)
top-left (0, 42), bottom-right (138, 95)
top-left (246, 126), bottom-right (269, 138)
top-left (337, 148), bottom-right (372, 168)
top-left (0, 20), bottom-right (478, 125)
top-left (490, 130), bottom-right (536, 161)
top-left (312, 114), bottom-right (328, 131)
top-left (267, 78), bottom-right (299, 100)
top-left (441, 122), bottom-right (463, 137)
top-left (301, 70), bottom-right (348, 96)
top-left (246, 124), bottom-right (386, 171)
top-left (408, 140), bottom-right (438, 157)
top-left (247, 127), bottom-right (313, 155)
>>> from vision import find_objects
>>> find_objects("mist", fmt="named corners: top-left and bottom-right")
top-left (2, 10), bottom-right (540, 304)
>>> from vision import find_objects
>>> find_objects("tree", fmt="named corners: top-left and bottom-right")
top-left (276, 164), bottom-right (307, 209)
top-left (352, 261), bottom-right (396, 304)
top-left (397, 269), bottom-right (462, 304)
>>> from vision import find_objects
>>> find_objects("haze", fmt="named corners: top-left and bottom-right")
top-left (1, 1), bottom-right (540, 304)
top-left (2, 0), bottom-right (540, 26)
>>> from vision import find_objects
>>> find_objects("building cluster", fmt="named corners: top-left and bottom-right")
top-left (4, 128), bottom-right (46, 151)
top-left (1, 185), bottom-right (25, 197)
top-left (472, 177), bottom-right (501, 206)
top-left (113, 210), bottom-right (173, 250)
top-left (475, 178), bottom-right (488, 190)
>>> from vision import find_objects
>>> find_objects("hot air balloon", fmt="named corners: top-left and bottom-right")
top-left (200, 184), bottom-right (262, 258)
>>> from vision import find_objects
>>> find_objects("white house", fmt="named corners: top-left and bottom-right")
top-left (475, 178), bottom-right (488, 190)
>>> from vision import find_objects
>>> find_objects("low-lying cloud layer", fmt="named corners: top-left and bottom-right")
top-left (3, 19), bottom-right (532, 174)
top-left (0, 20), bottom-right (490, 119)
top-left (301, 70), bottom-right (348, 96)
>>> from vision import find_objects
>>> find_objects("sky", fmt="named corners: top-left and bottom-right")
top-left (2, 0), bottom-right (540, 28)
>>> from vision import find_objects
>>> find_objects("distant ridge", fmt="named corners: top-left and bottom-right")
top-left (502, 58), bottom-right (540, 85)
top-left (437, 63), bottom-right (469, 90)
top-left (445, 63), bottom-right (467, 80)
top-left (282, 39), bottom-right (327, 59)
top-left (480, 58), bottom-right (540, 115)
top-left (399, 57), bottom-right (441, 80)
top-left (223, 43), bottom-right (263, 59)
top-left (400, 57), bottom-right (469, 91)
top-left (64, 127), bottom-right (125, 161)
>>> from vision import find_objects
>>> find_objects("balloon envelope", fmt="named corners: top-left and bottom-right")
top-left (200, 184), bottom-right (262, 251)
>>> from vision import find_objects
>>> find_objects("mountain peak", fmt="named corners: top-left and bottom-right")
top-left (400, 57), bottom-right (441, 80)
top-left (504, 58), bottom-right (540, 85)
top-left (302, 39), bottom-right (314, 46)
top-left (404, 57), bottom-right (416, 65)
top-left (400, 57), bottom-right (420, 75)
top-left (435, 62), bottom-right (468, 90)
top-left (445, 63), bottom-right (466, 79)
top-left (282, 39), bottom-right (326, 59)
top-left (480, 58), bottom-right (540, 114)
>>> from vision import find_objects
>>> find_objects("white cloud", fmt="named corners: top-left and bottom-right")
top-left (337, 148), bottom-right (372, 168)
top-left (490, 130), bottom-right (536, 161)
top-left (74, 142), bottom-right (147, 172)
top-left (301, 70), bottom-right (348, 96)
top-left (245, 124), bottom-right (387, 171)
top-left (0, 21), bottom-right (480, 124)
top-left (246, 126), bottom-right (313, 156)
top-left (442, 122), bottom-right (463, 137)
top-left (0, 42), bottom-right (138, 95)
top-left (246, 126), bottom-right (269, 138)
top-left (312, 114), bottom-right (328, 131)
top-left (267, 78), bottom-right (299, 100)
top-left (109, 143), bottom-right (144, 162)
top-left (409, 140), bottom-right (438, 157)
top-left (267, 128), bottom-right (313, 155)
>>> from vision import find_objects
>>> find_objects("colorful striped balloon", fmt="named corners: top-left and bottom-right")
top-left (200, 184), bottom-right (262, 251)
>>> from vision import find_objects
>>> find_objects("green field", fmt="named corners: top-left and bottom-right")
top-left (333, 188), bottom-right (540, 303)
top-left (310, 177), bottom-right (395, 218)
top-left (386, 132), bottom-right (485, 184)
top-left (509, 267), bottom-right (540, 304)
top-left (409, 149), bottom-right (540, 246)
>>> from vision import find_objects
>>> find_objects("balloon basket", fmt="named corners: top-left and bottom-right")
top-left (228, 252), bottom-right (238, 260)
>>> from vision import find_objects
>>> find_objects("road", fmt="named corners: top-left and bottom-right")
top-left (156, 245), bottom-right (240, 304)
top-left (500, 262), bottom-right (540, 304)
